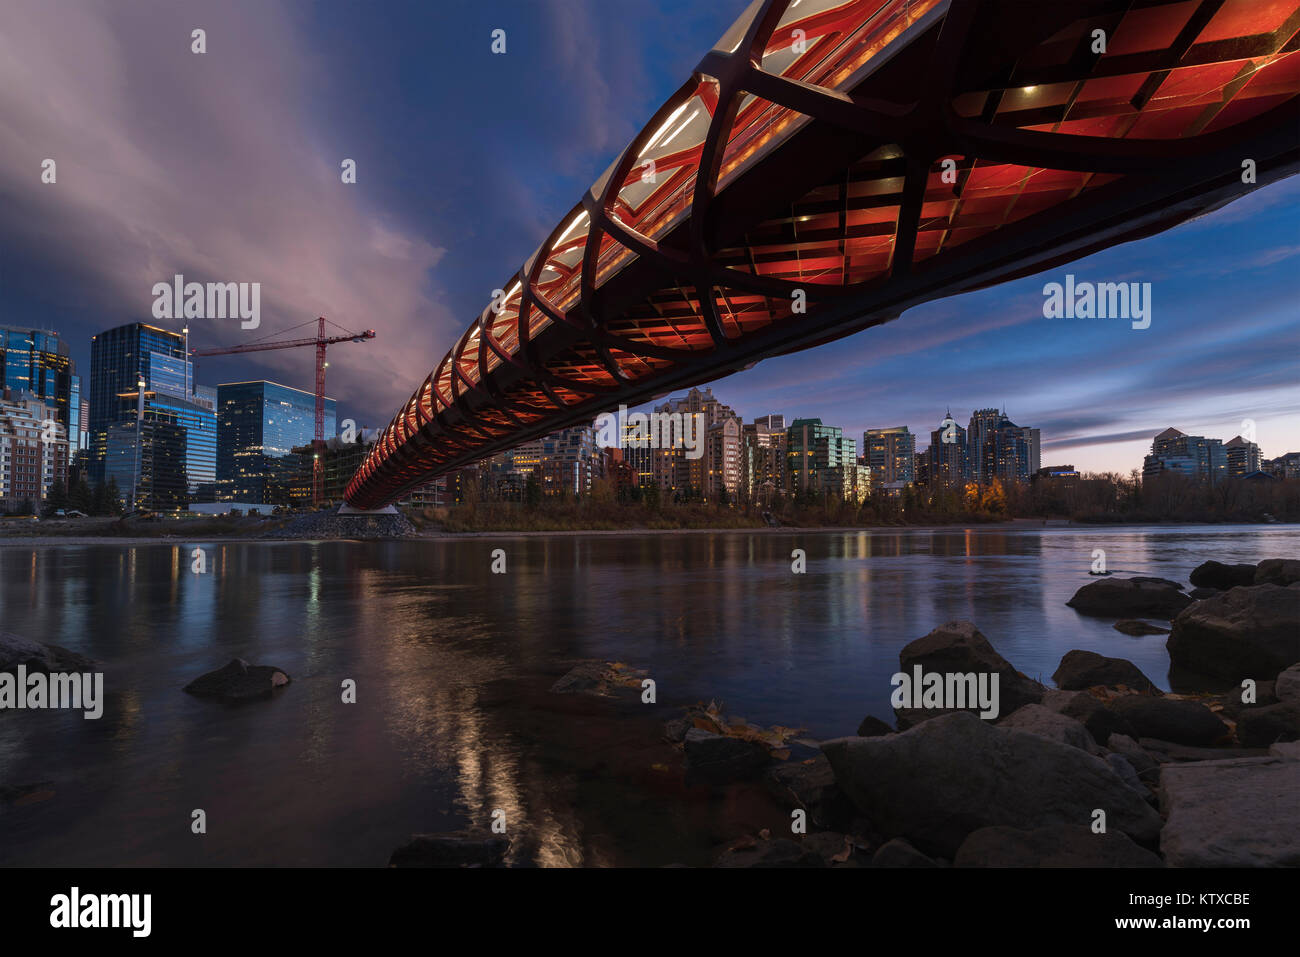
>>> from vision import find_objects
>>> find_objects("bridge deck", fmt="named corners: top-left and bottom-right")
top-left (345, 0), bottom-right (1300, 509)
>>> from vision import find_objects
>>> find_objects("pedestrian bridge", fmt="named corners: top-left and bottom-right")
top-left (345, 0), bottom-right (1300, 509)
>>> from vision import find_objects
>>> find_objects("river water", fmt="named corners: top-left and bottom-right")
top-left (0, 524), bottom-right (1293, 866)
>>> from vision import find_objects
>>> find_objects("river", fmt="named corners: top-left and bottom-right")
top-left (0, 524), bottom-right (1293, 866)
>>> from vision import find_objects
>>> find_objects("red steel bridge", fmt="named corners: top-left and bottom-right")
top-left (345, 0), bottom-right (1300, 510)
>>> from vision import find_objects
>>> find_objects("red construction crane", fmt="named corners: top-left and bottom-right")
top-left (191, 317), bottom-right (376, 506)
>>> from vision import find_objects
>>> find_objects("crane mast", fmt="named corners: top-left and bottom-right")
top-left (190, 317), bottom-right (376, 507)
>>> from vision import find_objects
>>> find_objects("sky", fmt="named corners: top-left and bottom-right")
top-left (1, 0), bottom-right (1296, 474)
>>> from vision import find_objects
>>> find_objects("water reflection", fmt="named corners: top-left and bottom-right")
top-left (0, 525), bottom-right (1293, 866)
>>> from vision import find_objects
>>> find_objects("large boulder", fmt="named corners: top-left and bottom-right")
top-left (1042, 690), bottom-right (1136, 745)
top-left (1275, 664), bottom-right (1300, 704)
top-left (1189, 561), bottom-right (1256, 590)
top-left (683, 729), bottom-right (769, 784)
top-left (872, 838), bottom-right (938, 868)
top-left (0, 632), bottom-right (95, 675)
top-left (1106, 695), bottom-right (1229, 746)
top-left (997, 704), bottom-right (1092, 751)
top-left (1107, 734), bottom-right (1160, 780)
top-left (1255, 559), bottom-right (1300, 586)
top-left (1159, 756), bottom-right (1300, 866)
top-left (714, 838), bottom-right (824, 868)
top-left (1066, 577), bottom-right (1192, 620)
top-left (763, 755), bottom-right (855, 830)
top-left (821, 712), bottom-right (1162, 857)
top-left (856, 715), bottom-right (893, 737)
top-left (1053, 650), bottom-right (1158, 693)
top-left (1166, 584), bottom-right (1300, 685)
top-left (955, 824), bottom-right (1162, 868)
top-left (183, 658), bottom-right (290, 700)
top-left (1236, 702), bottom-right (1300, 748)
top-left (896, 620), bottom-right (1044, 717)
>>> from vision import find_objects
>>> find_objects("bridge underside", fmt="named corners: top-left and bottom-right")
top-left (346, 0), bottom-right (1300, 510)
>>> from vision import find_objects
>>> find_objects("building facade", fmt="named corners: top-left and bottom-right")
top-left (88, 323), bottom-right (192, 483)
top-left (217, 380), bottom-right (336, 504)
top-left (1142, 427), bottom-right (1227, 485)
top-left (863, 426), bottom-right (916, 485)
top-left (0, 326), bottom-right (81, 443)
top-left (0, 390), bottom-right (69, 512)
top-left (787, 418), bottom-right (856, 495)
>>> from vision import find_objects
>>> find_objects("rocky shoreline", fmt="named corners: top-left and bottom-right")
top-left (390, 557), bottom-right (1299, 867)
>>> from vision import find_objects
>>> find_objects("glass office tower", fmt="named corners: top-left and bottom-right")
top-left (88, 323), bottom-right (190, 483)
top-left (0, 324), bottom-right (81, 438)
top-left (216, 380), bottom-right (336, 504)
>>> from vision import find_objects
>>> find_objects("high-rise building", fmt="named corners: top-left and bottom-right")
top-left (217, 380), bottom-right (336, 504)
top-left (1, 325), bottom-right (81, 440)
top-left (967, 408), bottom-right (1037, 483)
top-left (864, 426), bottom-right (916, 484)
top-left (88, 323), bottom-right (191, 483)
top-left (1264, 451), bottom-right (1300, 480)
top-left (787, 418), bottom-right (856, 494)
top-left (740, 420), bottom-right (786, 503)
top-left (966, 408), bottom-right (1001, 484)
top-left (753, 413), bottom-right (786, 431)
top-left (705, 416), bottom-right (741, 501)
top-left (0, 389), bottom-right (69, 512)
top-left (1142, 427), bottom-right (1227, 485)
top-left (925, 410), bottom-right (969, 487)
top-left (104, 414), bottom-right (187, 511)
top-left (540, 425), bottom-right (601, 496)
top-left (1224, 435), bottom-right (1262, 477)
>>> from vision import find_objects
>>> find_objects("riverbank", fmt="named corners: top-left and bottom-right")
top-left (5, 514), bottom-right (1290, 547)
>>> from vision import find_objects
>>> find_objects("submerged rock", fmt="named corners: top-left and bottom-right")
top-left (1113, 619), bottom-right (1171, 636)
top-left (955, 824), bottom-right (1162, 867)
top-left (1066, 577), bottom-right (1192, 620)
top-left (388, 832), bottom-right (508, 867)
top-left (0, 631), bottom-right (95, 675)
top-left (183, 658), bottom-right (290, 701)
top-left (821, 712), bottom-right (1162, 857)
top-left (1167, 584), bottom-right (1300, 684)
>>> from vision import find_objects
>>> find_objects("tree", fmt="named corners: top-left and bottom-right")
top-left (44, 479), bottom-right (68, 515)
top-left (524, 472), bottom-right (542, 508)
top-left (643, 482), bottom-right (661, 510)
top-left (69, 475), bottom-right (93, 513)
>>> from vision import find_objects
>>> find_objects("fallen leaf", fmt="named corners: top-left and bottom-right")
top-left (830, 836), bottom-right (853, 863)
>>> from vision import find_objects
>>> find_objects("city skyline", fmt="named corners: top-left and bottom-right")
top-left (1, 0), bottom-right (1296, 482)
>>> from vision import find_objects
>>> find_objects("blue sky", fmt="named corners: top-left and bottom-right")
top-left (1, 0), bottom-right (1296, 473)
